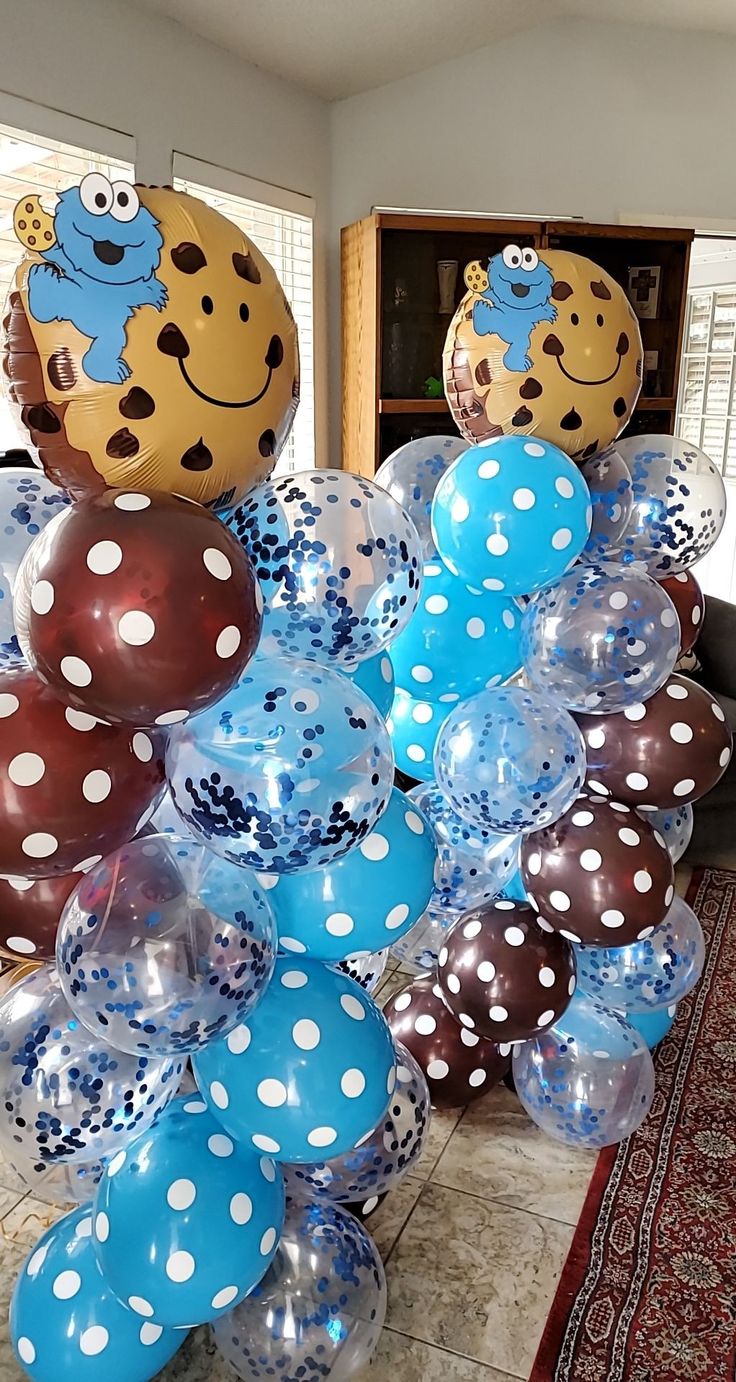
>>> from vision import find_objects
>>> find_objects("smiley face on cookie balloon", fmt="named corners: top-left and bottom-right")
top-left (444, 248), bottom-right (643, 462)
top-left (5, 179), bottom-right (299, 508)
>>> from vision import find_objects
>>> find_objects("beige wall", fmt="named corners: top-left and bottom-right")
top-left (0, 0), bottom-right (331, 463)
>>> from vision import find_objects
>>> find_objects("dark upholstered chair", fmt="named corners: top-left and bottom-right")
top-left (687, 596), bottom-right (736, 867)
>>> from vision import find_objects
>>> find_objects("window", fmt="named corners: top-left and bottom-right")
top-left (0, 119), bottom-right (134, 451)
top-left (677, 286), bottom-right (736, 477)
top-left (173, 155), bottom-right (314, 475)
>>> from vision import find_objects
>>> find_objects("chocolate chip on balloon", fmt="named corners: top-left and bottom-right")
top-left (577, 674), bottom-right (732, 810)
top-left (521, 793), bottom-right (674, 946)
top-left (13, 489), bottom-right (261, 726)
top-left (0, 667), bottom-right (164, 878)
top-left (383, 975), bottom-right (509, 1110)
top-left (659, 571), bottom-right (704, 657)
top-left (437, 900), bottom-right (576, 1042)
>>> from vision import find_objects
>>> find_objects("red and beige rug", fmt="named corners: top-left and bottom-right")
top-left (530, 867), bottom-right (736, 1382)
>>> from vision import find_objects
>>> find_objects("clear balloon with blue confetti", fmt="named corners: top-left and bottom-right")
top-left (628, 1003), bottom-right (677, 1049)
top-left (574, 895), bottom-right (704, 1013)
top-left (225, 470), bottom-right (422, 667)
top-left (192, 957), bottom-right (396, 1163)
top-left (346, 649), bottom-right (395, 717)
top-left (166, 658), bottom-right (393, 874)
top-left (639, 803), bottom-right (693, 863)
top-left (0, 966), bottom-right (183, 1167)
top-left (212, 1195), bottom-right (386, 1382)
top-left (0, 468), bottom-right (68, 665)
top-left (283, 1042), bottom-right (430, 1206)
top-left (582, 434), bottom-right (726, 577)
top-left (56, 833), bottom-right (277, 1057)
top-left (521, 562), bottom-right (680, 714)
top-left (262, 787), bottom-right (436, 961)
top-left (389, 556), bottom-right (522, 701)
top-left (434, 685), bottom-right (585, 833)
top-left (388, 683), bottom-right (448, 781)
top-left (512, 990), bottom-right (655, 1148)
top-left (338, 949), bottom-right (388, 994)
top-left (430, 435), bottom-right (592, 596)
top-left (375, 434), bottom-right (467, 557)
top-left (93, 1094), bottom-right (285, 1328)
top-left (10, 1204), bottom-right (184, 1382)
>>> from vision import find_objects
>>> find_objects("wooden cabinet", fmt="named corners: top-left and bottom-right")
top-left (341, 213), bottom-right (693, 476)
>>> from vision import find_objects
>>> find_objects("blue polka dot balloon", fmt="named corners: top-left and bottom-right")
top-left (430, 436), bottom-right (592, 596)
top-left (388, 684), bottom-right (447, 782)
top-left (211, 1196), bottom-right (386, 1381)
top-left (263, 788), bottom-right (436, 961)
top-left (389, 557), bottom-right (522, 701)
top-left (92, 1094), bottom-right (285, 1328)
top-left (434, 685), bottom-right (586, 833)
top-left (375, 434), bottom-right (467, 558)
top-left (56, 834), bottom-right (277, 1057)
top-left (347, 649), bottom-right (395, 718)
top-left (0, 966), bottom-right (183, 1167)
top-left (10, 1205), bottom-right (184, 1382)
top-left (192, 958), bottom-right (396, 1163)
top-left (520, 562), bottom-right (680, 714)
top-left (166, 658), bottom-right (393, 874)
top-left (283, 1042), bottom-right (430, 1205)
top-left (226, 470), bottom-right (422, 667)
top-left (574, 895), bottom-right (704, 1014)
top-left (582, 435), bottom-right (727, 577)
top-left (0, 469), bottom-right (68, 665)
top-left (639, 803), bottom-right (693, 863)
top-left (628, 1003), bottom-right (677, 1049)
top-left (512, 990), bottom-right (655, 1148)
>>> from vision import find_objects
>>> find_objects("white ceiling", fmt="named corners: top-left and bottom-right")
top-left (136, 0), bottom-right (736, 100)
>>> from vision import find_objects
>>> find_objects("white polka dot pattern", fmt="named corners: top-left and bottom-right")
top-left (384, 973), bottom-right (510, 1110)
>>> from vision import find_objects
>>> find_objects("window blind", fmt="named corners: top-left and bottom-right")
top-left (677, 286), bottom-right (736, 479)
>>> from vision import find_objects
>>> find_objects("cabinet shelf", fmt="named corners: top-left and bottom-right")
top-left (379, 398), bottom-right (450, 414)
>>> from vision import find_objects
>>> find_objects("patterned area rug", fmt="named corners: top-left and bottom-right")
top-left (529, 867), bottom-right (736, 1382)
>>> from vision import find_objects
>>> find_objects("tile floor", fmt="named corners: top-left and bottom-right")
top-left (0, 864), bottom-right (695, 1381)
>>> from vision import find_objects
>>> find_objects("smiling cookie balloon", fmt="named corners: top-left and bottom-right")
top-left (3, 178), bottom-right (299, 507)
top-left (444, 247), bottom-right (642, 462)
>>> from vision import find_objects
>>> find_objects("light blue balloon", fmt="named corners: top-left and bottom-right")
top-left (375, 434), bottom-right (467, 557)
top-left (500, 868), bottom-right (530, 903)
top-left (582, 435), bottom-right (726, 577)
top-left (264, 788), bottom-right (436, 961)
top-left (10, 1204), bottom-right (183, 1381)
top-left (166, 658), bottom-right (393, 874)
top-left (389, 557), bottom-right (522, 700)
top-left (627, 1003), bottom-right (677, 1049)
top-left (575, 895), bottom-right (704, 1013)
top-left (521, 561), bottom-right (680, 714)
top-left (212, 1196), bottom-right (386, 1381)
top-left (193, 958), bottom-right (396, 1163)
top-left (225, 469), bottom-right (422, 667)
top-left (388, 684), bottom-right (447, 782)
top-left (512, 990), bottom-right (655, 1148)
top-left (434, 685), bottom-right (586, 833)
top-left (640, 803), bottom-right (693, 863)
top-left (0, 469), bottom-right (68, 664)
top-left (57, 834), bottom-right (277, 1057)
top-left (430, 436), bottom-right (592, 596)
top-left (347, 650), bottom-right (395, 717)
top-left (93, 1095), bottom-right (285, 1328)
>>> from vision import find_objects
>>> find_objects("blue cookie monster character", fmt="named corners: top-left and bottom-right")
top-left (472, 245), bottom-right (556, 373)
top-left (26, 173), bottom-right (167, 384)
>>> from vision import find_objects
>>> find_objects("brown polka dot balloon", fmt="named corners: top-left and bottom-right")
top-left (0, 870), bottom-right (78, 962)
top-left (13, 488), bottom-right (261, 726)
top-left (659, 572), bottom-right (704, 656)
top-left (437, 899), bottom-right (576, 1042)
top-left (384, 975), bottom-right (509, 1110)
top-left (0, 666), bottom-right (164, 877)
top-left (521, 793), bottom-right (674, 946)
top-left (578, 674), bottom-right (732, 810)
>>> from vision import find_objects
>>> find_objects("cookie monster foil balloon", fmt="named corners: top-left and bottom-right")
top-left (444, 247), bottom-right (642, 460)
top-left (5, 177), bottom-right (299, 506)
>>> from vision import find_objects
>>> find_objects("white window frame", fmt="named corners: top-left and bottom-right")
top-left (173, 151), bottom-right (315, 474)
top-left (0, 92), bottom-right (135, 170)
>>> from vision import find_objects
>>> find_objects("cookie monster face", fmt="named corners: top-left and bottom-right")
top-left (53, 173), bottom-right (162, 285)
top-left (488, 245), bottom-right (553, 312)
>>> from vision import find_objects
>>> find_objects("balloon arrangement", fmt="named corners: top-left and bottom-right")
top-left (0, 177), bottom-right (434, 1382)
top-left (0, 192), bottom-right (731, 1381)
top-left (375, 243), bottom-right (730, 1153)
